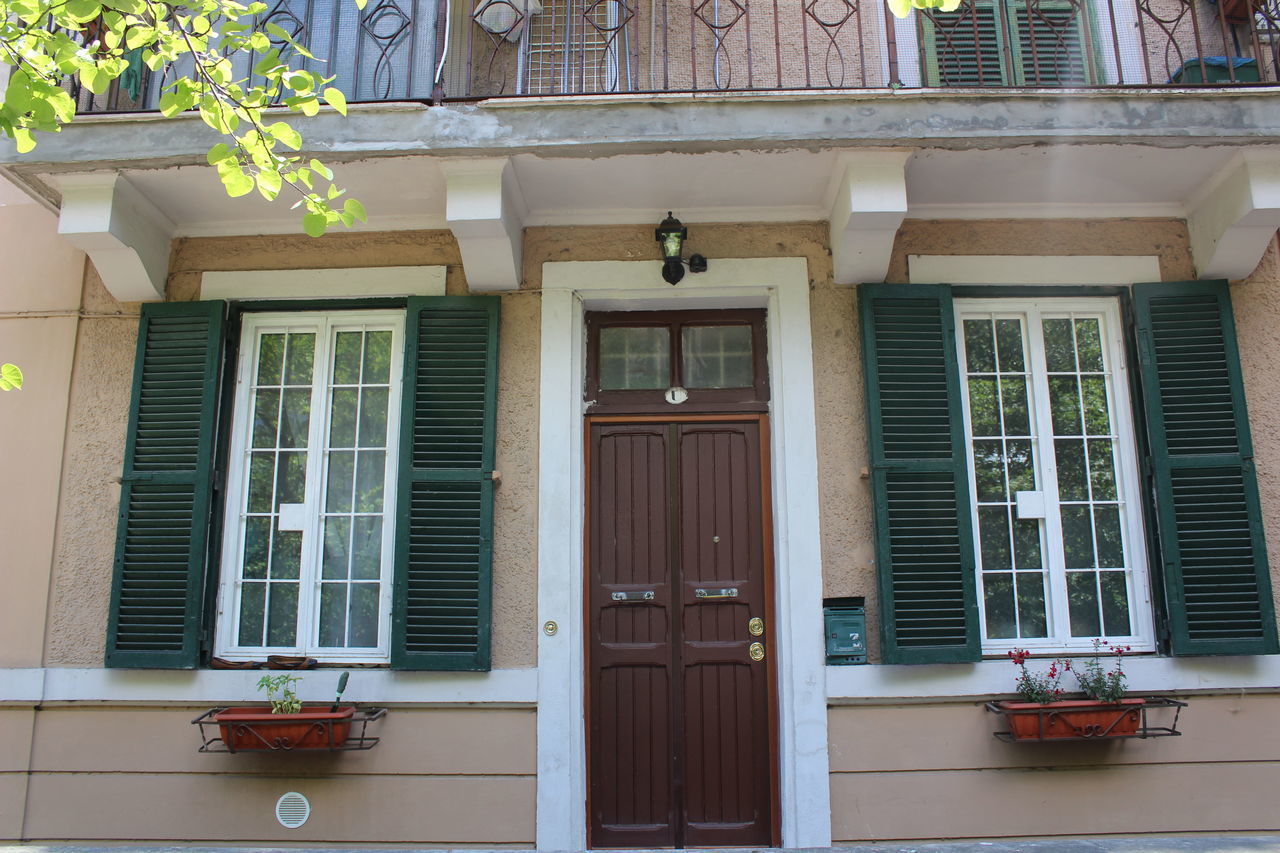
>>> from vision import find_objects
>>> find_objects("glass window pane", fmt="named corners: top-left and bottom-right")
top-left (1012, 519), bottom-right (1042, 570)
top-left (355, 450), bottom-right (386, 513)
top-left (330, 388), bottom-right (358, 448)
top-left (967, 377), bottom-right (999, 437)
top-left (1094, 505), bottom-right (1124, 568)
top-left (1048, 376), bottom-right (1082, 436)
top-left (243, 517), bottom-right (271, 580)
top-left (271, 529), bottom-right (302, 580)
top-left (349, 584), bottom-right (380, 647)
top-left (358, 387), bottom-right (389, 448)
top-left (1006, 439), bottom-right (1035, 493)
top-left (682, 325), bottom-right (754, 389)
top-left (978, 506), bottom-right (1013, 570)
top-left (323, 517), bottom-right (352, 579)
top-left (983, 572), bottom-right (1016, 638)
top-left (1087, 440), bottom-right (1118, 500)
top-left (283, 333), bottom-right (315, 385)
top-left (1043, 318), bottom-right (1076, 372)
top-left (319, 584), bottom-right (346, 647)
top-left (363, 331), bottom-right (392, 384)
top-left (276, 451), bottom-right (306, 507)
top-left (964, 319), bottom-right (996, 373)
top-left (351, 517), bottom-right (383, 579)
top-left (267, 583), bottom-right (299, 646)
top-left (1100, 571), bottom-right (1133, 636)
top-left (1075, 318), bottom-right (1104, 372)
top-left (1055, 439), bottom-right (1088, 502)
top-left (238, 582), bottom-right (266, 646)
top-left (326, 451), bottom-right (355, 514)
top-left (599, 327), bottom-right (669, 390)
top-left (972, 440), bottom-right (1006, 501)
top-left (257, 333), bottom-right (285, 385)
top-left (1000, 377), bottom-right (1030, 436)
top-left (1081, 377), bottom-right (1111, 436)
top-left (1067, 571), bottom-right (1102, 637)
top-left (251, 389), bottom-right (280, 448)
top-left (1061, 505), bottom-right (1095, 569)
top-left (247, 452), bottom-right (275, 514)
top-left (994, 319), bottom-right (1025, 372)
top-left (1015, 572), bottom-right (1048, 638)
top-left (333, 331), bottom-right (363, 384)
top-left (279, 388), bottom-right (311, 448)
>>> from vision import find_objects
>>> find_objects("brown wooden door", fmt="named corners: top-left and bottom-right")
top-left (587, 417), bottom-right (775, 848)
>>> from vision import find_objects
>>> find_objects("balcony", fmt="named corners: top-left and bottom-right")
top-left (67, 0), bottom-right (1280, 114)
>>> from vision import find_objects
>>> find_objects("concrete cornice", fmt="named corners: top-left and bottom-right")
top-left (5, 90), bottom-right (1280, 177)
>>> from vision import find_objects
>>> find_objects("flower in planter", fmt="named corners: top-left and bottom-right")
top-left (1007, 648), bottom-right (1072, 704)
top-left (1074, 640), bottom-right (1131, 703)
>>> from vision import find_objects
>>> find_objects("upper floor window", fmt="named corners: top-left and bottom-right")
top-left (956, 299), bottom-right (1154, 652)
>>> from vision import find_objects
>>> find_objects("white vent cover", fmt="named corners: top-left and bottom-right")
top-left (276, 792), bottom-right (311, 828)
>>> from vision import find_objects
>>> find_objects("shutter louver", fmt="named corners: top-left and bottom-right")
top-left (860, 284), bottom-right (980, 664)
top-left (392, 296), bottom-right (500, 670)
top-left (107, 301), bottom-right (225, 668)
top-left (1134, 281), bottom-right (1278, 656)
top-left (924, 0), bottom-right (1091, 86)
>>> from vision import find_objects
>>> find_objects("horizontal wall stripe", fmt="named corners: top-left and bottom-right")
top-left (0, 667), bottom-right (536, 706)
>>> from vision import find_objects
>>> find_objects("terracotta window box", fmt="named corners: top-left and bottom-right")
top-left (193, 706), bottom-right (386, 753)
top-left (985, 696), bottom-right (1187, 742)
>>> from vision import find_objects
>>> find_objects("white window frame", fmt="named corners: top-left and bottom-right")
top-left (215, 309), bottom-right (405, 664)
top-left (955, 296), bottom-right (1156, 655)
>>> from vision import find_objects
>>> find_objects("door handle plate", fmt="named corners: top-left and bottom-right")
top-left (748, 617), bottom-right (764, 636)
top-left (749, 642), bottom-right (765, 661)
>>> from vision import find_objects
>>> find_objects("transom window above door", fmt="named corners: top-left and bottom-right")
top-left (955, 298), bottom-right (1155, 653)
top-left (585, 309), bottom-right (769, 414)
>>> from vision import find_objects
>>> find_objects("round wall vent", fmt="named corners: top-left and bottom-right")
top-left (275, 791), bottom-right (311, 828)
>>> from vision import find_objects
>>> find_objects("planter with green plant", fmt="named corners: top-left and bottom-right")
top-left (195, 671), bottom-right (385, 753)
top-left (988, 644), bottom-right (1185, 742)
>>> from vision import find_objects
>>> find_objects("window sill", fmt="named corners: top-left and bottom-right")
top-left (826, 653), bottom-right (1280, 704)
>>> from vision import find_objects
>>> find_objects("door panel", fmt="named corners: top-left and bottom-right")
top-left (588, 418), bottom-right (774, 848)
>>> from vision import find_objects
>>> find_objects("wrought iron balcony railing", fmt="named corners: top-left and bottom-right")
top-left (65, 0), bottom-right (1280, 114)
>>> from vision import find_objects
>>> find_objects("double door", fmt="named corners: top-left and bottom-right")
top-left (587, 416), bottom-right (776, 848)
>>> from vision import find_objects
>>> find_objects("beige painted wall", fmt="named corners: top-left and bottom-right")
top-left (16, 706), bottom-right (534, 844)
top-left (44, 232), bottom-right (540, 669)
top-left (828, 694), bottom-right (1280, 841)
top-left (0, 201), bottom-right (86, 668)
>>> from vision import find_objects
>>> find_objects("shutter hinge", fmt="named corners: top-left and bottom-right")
top-left (213, 468), bottom-right (225, 492)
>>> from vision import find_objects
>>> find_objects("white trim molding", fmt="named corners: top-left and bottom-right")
top-left (200, 266), bottom-right (446, 300)
top-left (0, 667), bottom-right (537, 706)
top-left (536, 257), bottom-right (831, 851)
top-left (909, 254), bottom-right (1162, 285)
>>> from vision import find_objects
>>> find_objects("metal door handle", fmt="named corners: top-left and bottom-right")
top-left (694, 587), bottom-right (738, 599)
top-left (610, 591), bottom-right (655, 601)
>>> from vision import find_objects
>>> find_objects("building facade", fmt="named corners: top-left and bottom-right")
top-left (2, 0), bottom-right (1280, 844)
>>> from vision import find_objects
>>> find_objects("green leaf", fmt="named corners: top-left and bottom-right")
top-left (323, 87), bottom-right (347, 115)
top-left (256, 168), bottom-right (282, 200)
top-left (0, 363), bottom-right (23, 391)
top-left (309, 159), bottom-right (333, 181)
top-left (887, 0), bottom-right (912, 17)
top-left (220, 169), bottom-right (254, 197)
top-left (206, 142), bottom-right (234, 165)
top-left (267, 121), bottom-right (301, 149)
top-left (343, 198), bottom-right (367, 223)
top-left (14, 128), bottom-right (36, 154)
top-left (303, 212), bottom-right (328, 237)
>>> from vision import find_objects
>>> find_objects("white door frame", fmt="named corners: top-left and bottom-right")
top-left (535, 257), bottom-right (832, 850)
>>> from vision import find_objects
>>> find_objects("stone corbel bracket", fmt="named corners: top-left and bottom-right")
top-left (827, 150), bottom-right (913, 286)
top-left (54, 172), bottom-right (175, 302)
top-left (1188, 152), bottom-right (1280, 281)
top-left (443, 157), bottom-right (527, 292)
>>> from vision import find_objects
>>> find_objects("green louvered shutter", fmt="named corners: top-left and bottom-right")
top-left (1134, 281), bottom-right (1278, 656)
top-left (392, 296), bottom-right (500, 670)
top-left (860, 284), bottom-right (981, 664)
top-left (107, 301), bottom-right (225, 668)
top-left (921, 0), bottom-right (1093, 86)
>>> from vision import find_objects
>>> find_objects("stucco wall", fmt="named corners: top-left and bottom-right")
top-left (44, 231), bottom-right (540, 670)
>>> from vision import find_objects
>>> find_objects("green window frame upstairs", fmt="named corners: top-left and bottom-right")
top-left (919, 0), bottom-right (1099, 86)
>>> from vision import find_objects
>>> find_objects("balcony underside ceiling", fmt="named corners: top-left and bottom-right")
top-left (4, 92), bottom-right (1280, 296)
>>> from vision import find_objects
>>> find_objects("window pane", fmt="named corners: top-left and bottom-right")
top-left (972, 440), bottom-right (1006, 501)
top-left (599, 327), bottom-right (669, 390)
top-left (323, 517), bottom-right (351, 579)
top-left (247, 452), bottom-right (275, 513)
top-left (267, 583), bottom-right (299, 646)
top-left (1006, 439), bottom-right (1034, 493)
top-left (276, 451), bottom-right (306, 506)
top-left (238, 582), bottom-right (266, 646)
top-left (279, 389), bottom-right (311, 448)
top-left (983, 572), bottom-right (1016, 638)
top-left (1100, 571), bottom-right (1132, 636)
top-left (1012, 519), bottom-right (1042, 570)
top-left (682, 325), bottom-right (754, 389)
top-left (994, 319), bottom-right (1025, 372)
top-left (283, 333), bottom-right (315, 385)
top-left (358, 388), bottom-right (390, 447)
top-left (326, 451), bottom-right (355, 514)
top-left (355, 450), bottom-right (386, 513)
top-left (251, 389), bottom-right (280, 448)
top-left (349, 584), bottom-right (380, 647)
top-left (1094, 505), bottom-right (1123, 568)
top-left (271, 529), bottom-right (302, 580)
top-left (978, 506), bottom-right (1012, 570)
top-left (1000, 377), bottom-right (1030, 436)
top-left (1042, 318), bottom-right (1075, 371)
top-left (1055, 439), bottom-right (1088, 501)
top-left (964, 319), bottom-right (996, 373)
top-left (333, 331), bottom-right (363, 384)
top-left (319, 584), bottom-right (347, 647)
top-left (351, 516), bottom-right (383, 579)
top-left (1061, 504), bottom-right (1095, 569)
top-left (1067, 571), bottom-right (1101, 637)
top-left (363, 331), bottom-right (392, 384)
top-left (243, 517), bottom-right (270, 580)
top-left (1087, 440), bottom-right (1117, 500)
top-left (257, 333), bottom-right (285, 384)
top-left (1075, 318), bottom-right (1104, 372)
top-left (1048, 376), bottom-right (1082, 435)
top-left (1016, 572), bottom-right (1048, 638)
top-left (967, 377), bottom-right (999, 436)
top-left (330, 388), bottom-right (359, 447)
top-left (1081, 377), bottom-right (1111, 435)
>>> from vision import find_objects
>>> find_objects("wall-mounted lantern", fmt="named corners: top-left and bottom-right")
top-left (655, 212), bottom-right (708, 285)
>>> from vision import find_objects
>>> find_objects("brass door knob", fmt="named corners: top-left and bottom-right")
top-left (748, 642), bottom-right (765, 661)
